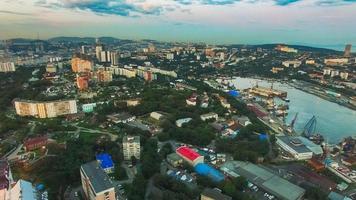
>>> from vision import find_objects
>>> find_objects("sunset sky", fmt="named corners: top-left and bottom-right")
top-left (1, 0), bottom-right (355, 49)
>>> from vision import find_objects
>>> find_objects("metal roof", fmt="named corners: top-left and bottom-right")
top-left (81, 161), bottom-right (114, 194)
top-left (220, 161), bottom-right (305, 200)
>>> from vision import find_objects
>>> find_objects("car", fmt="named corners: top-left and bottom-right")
top-left (74, 192), bottom-right (78, 197)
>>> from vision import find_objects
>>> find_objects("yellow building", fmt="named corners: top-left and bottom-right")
top-left (14, 99), bottom-right (77, 118)
top-left (71, 54), bottom-right (93, 73)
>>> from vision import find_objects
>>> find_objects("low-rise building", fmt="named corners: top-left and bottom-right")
top-left (282, 60), bottom-right (302, 68)
top-left (107, 113), bottom-right (136, 124)
top-left (200, 112), bottom-right (218, 121)
top-left (96, 153), bottom-right (114, 173)
top-left (176, 146), bottom-right (204, 166)
top-left (0, 62), bottom-right (16, 72)
top-left (166, 153), bottom-right (184, 167)
top-left (276, 136), bottom-right (314, 160)
top-left (126, 99), bottom-right (141, 107)
top-left (80, 161), bottom-right (116, 200)
top-left (150, 111), bottom-right (165, 121)
top-left (175, 118), bottom-right (193, 127)
top-left (324, 58), bottom-right (349, 66)
top-left (10, 179), bottom-right (37, 200)
top-left (220, 161), bottom-right (305, 200)
top-left (122, 136), bottom-right (141, 160)
top-left (201, 188), bottom-right (232, 200)
top-left (24, 136), bottom-right (48, 152)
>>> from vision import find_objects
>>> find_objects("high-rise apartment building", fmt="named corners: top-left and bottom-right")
top-left (95, 68), bottom-right (113, 82)
top-left (110, 51), bottom-right (119, 66)
top-left (344, 44), bottom-right (352, 57)
top-left (14, 99), bottom-right (77, 118)
top-left (71, 54), bottom-right (93, 73)
top-left (0, 62), bottom-right (16, 72)
top-left (80, 161), bottom-right (116, 200)
top-left (95, 44), bottom-right (104, 62)
top-left (76, 74), bottom-right (89, 90)
top-left (122, 136), bottom-right (140, 160)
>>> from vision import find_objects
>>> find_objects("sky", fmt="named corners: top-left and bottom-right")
top-left (0, 0), bottom-right (356, 49)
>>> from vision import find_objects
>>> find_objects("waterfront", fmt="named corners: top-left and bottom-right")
top-left (230, 77), bottom-right (356, 144)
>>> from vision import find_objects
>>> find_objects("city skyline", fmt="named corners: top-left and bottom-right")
top-left (1, 0), bottom-right (356, 49)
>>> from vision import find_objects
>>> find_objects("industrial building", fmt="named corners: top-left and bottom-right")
top-left (176, 146), bottom-right (204, 166)
top-left (220, 161), bottom-right (305, 200)
top-left (80, 161), bottom-right (116, 200)
top-left (194, 163), bottom-right (225, 182)
top-left (14, 99), bottom-right (77, 118)
top-left (276, 136), bottom-right (323, 160)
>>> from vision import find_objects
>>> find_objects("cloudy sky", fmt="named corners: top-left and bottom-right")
top-left (0, 0), bottom-right (355, 48)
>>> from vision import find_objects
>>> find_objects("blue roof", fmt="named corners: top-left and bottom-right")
top-left (96, 153), bottom-right (114, 169)
top-left (195, 163), bottom-right (224, 182)
top-left (259, 133), bottom-right (268, 141)
top-left (228, 90), bottom-right (239, 97)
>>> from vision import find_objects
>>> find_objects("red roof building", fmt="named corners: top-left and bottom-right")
top-left (24, 136), bottom-right (48, 152)
top-left (176, 146), bottom-right (204, 166)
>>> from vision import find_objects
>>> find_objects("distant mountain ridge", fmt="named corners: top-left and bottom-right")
top-left (3, 37), bottom-right (344, 53)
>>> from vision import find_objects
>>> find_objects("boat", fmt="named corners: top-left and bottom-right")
top-left (308, 134), bottom-right (324, 145)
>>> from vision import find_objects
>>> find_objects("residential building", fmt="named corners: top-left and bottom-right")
top-left (175, 118), bottom-right (193, 127)
top-left (46, 64), bottom-right (57, 73)
top-left (14, 99), bottom-right (77, 118)
top-left (114, 67), bottom-right (136, 78)
top-left (71, 54), bottom-right (93, 73)
top-left (23, 135), bottom-right (48, 152)
top-left (176, 146), bottom-right (204, 166)
top-left (122, 136), bottom-right (141, 160)
top-left (96, 153), bottom-right (115, 173)
top-left (95, 68), bottom-right (113, 82)
top-left (200, 112), bottom-right (218, 121)
top-left (323, 68), bottom-right (332, 76)
top-left (82, 103), bottom-right (97, 113)
top-left (276, 45), bottom-right (298, 53)
top-left (110, 51), bottom-right (119, 66)
top-left (331, 70), bottom-right (340, 77)
top-left (201, 188), bottom-right (232, 200)
top-left (305, 60), bottom-right (315, 65)
top-left (95, 43), bottom-right (104, 62)
top-left (340, 72), bottom-right (349, 80)
top-left (150, 111), bottom-right (165, 121)
top-left (10, 179), bottom-right (37, 200)
top-left (324, 58), bottom-right (348, 66)
top-left (166, 153), bottom-right (183, 167)
top-left (107, 113), bottom-right (135, 124)
top-left (100, 51), bottom-right (111, 63)
top-left (0, 160), bottom-right (11, 200)
top-left (282, 60), bottom-right (302, 68)
top-left (126, 99), bottom-right (141, 107)
top-left (76, 74), bottom-right (89, 90)
top-left (344, 44), bottom-right (352, 57)
top-left (166, 53), bottom-right (174, 60)
top-left (0, 62), bottom-right (16, 72)
top-left (80, 161), bottom-right (116, 200)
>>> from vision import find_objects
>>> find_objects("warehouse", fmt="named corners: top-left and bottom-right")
top-left (220, 161), bottom-right (305, 200)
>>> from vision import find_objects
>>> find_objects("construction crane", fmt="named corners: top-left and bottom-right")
top-left (303, 115), bottom-right (317, 137)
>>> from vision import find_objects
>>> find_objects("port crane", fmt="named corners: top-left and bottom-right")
top-left (290, 112), bottom-right (298, 130)
top-left (302, 115), bottom-right (317, 137)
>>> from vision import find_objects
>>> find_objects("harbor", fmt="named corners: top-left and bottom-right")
top-left (228, 76), bottom-right (356, 144)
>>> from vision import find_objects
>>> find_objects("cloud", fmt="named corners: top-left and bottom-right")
top-left (0, 10), bottom-right (31, 16)
top-left (37, 0), bottom-right (164, 16)
top-left (200, 0), bottom-right (240, 5)
top-left (274, 0), bottom-right (299, 6)
top-left (316, 0), bottom-right (356, 6)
